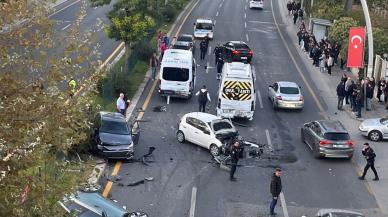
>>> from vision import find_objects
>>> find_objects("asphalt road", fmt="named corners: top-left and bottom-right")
top-left (103, 0), bottom-right (381, 216)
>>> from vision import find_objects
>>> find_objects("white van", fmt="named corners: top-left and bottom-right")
top-left (193, 18), bottom-right (214, 39)
top-left (216, 62), bottom-right (256, 120)
top-left (159, 49), bottom-right (196, 99)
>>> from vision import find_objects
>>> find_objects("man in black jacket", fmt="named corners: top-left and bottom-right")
top-left (359, 143), bottom-right (379, 181)
top-left (229, 141), bottom-right (241, 181)
top-left (269, 168), bottom-right (282, 216)
top-left (336, 81), bottom-right (346, 110)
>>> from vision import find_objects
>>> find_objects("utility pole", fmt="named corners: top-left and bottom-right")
top-left (360, 0), bottom-right (374, 78)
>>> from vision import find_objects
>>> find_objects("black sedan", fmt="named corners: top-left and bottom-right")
top-left (90, 112), bottom-right (136, 160)
top-left (221, 41), bottom-right (253, 63)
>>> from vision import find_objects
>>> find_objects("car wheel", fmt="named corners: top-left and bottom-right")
top-left (368, 130), bottom-right (382, 142)
top-left (272, 99), bottom-right (278, 111)
top-left (347, 154), bottom-right (353, 160)
top-left (177, 130), bottom-right (185, 143)
top-left (313, 147), bottom-right (322, 159)
top-left (210, 144), bottom-right (220, 156)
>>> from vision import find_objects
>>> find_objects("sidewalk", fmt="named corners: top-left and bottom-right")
top-left (277, 0), bottom-right (388, 215)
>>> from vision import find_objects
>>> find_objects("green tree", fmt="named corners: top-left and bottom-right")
top-left (373, 27), bottom-right (388, 56)
top-left (329, 17), bottom-right (359, 59)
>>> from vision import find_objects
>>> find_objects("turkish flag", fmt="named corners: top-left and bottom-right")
top-left (347, 27), bottom-right (366, 68)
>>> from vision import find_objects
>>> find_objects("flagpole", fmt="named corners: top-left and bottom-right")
top-left (360, 0), bottom-right (374, 78)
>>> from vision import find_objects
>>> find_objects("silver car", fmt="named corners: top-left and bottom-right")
top-left (268, 81), bottom-right (304, 110)
top-left (359, 117), bottom-right (388, 141)
top-left (316, 209), bottom-right (364, 217)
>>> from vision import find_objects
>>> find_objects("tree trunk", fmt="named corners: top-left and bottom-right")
top-left (344, 0), bottom-right (354, 15)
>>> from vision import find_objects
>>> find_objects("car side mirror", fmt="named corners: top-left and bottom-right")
top-left (193, 23), bottom-right (196, 26)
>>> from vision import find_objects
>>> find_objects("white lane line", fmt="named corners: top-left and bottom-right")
top-left (61, 24), bottom-right (71, 30)
top-left (49, 0), bottom-right (82, 18)
top-left (216, 11), bottom-right (219, 16)
top-left (219, 3), bottom-right (222, 8)
top-left (205, 62), bottom-right (209, 73)
top-left (208, 46), bottom-right (212, 55)
top-left (245, 5), bottom-right (247, 10)
top-left (214, 20), bottom-right (217, 25)
top-left (246, 33), bottom-right (249, 42)
top-left (189, 187), bottom-right (197, 217)
top-left (280, 192), bottom-right (290, 217)
top-left (257, 89), bottom-right (263, 109)
top-left (245, 22), bottom-right (247, 28)
top-left (244, 13), bottom-right (247, 19)
top-left (265, 129), bottom-right (273, 151)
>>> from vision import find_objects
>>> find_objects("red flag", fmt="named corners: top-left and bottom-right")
top-left (347, 27), bottom-right (366, 68)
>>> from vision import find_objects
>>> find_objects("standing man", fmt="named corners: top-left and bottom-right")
top-left (269, 168), bottom-right (282, 216)
top-left (344, 77), bottom-right (352, 104)
top-left (355, 90), bottom-right (363, 118)
top-left (149, 53), bottom-right (159, 80)
top-left (359, 143), bottom-right (379, 181)
top-left (200, 39), bottom-right (207, 60)
top-left (293, 8), bottom-right (298, 24)
top-left (336, 81), bottom-right (346, 110)
top-left (229, 140), bottom-right (241, 181)
top-left (196, 85), bottom-right (211, 112)
top-left (213, 43), bottom-right (222, 65)
top-left (365, 83), bottom-right (373, 111)
top-left (216, 56), bottom-right (224, 80)
top-left (117, 93), bottom-right (126, 116)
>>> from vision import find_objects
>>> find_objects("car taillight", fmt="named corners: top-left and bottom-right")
top-left (299, 96), bottom-right (304, 101)
top-left (217, 98), bottom-right (221, 108)
top-left (346, 140), bottom-right (354, 146)
top-left (248, 50), bottom-right (253, 56)
top-left (319, 140), bottom-right (332, 145)
top-left (232, 50), bottom-right (240, 55)
top-left (276, 96), bottom-right (282, 100)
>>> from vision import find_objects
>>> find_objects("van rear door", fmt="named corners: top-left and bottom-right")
top-left (161, 67), bottom-right (191, 93)
top-left (221, 79), bottom-right (253, 111)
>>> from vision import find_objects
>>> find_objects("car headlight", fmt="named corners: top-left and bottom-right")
top-left (129, 142), bottom-right (134, 151)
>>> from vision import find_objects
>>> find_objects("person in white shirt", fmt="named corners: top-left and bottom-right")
top-left (117, 93), bottom-right (126, 116)
top-left (196, 85), bottom-right (211, 112)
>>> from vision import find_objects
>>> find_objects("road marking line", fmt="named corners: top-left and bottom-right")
top-left (265, 129), bottom-right (272, 150)
top-left (244, 13), bottom-right (247, 19)
top-left (270, 0), bottom-right (324, 113)
top-left (189, 187), bottom-right (197, 217)
top-left (102, 161), bottom-right (122, 197)
top-left (246, 33), bottom-right (249, 42)
top-left (216, 11), bottom-right (219, 16)
top-left (61, 24), bottom-right (71, 30)
top-left (205, 62), bottom-right (209, 74)
top-left (208, 46), bottom-right (212, 55)
top-left (280, 192), bottom-right (290, 217)
top-left (219, 3), bottom-right (222, 8)
top-left (245, 5), bottom-right (247, 10)
top-left (257, 89), bottom-right (263, 109)
top-left (245, 22), bottom-right (247, 28)
top-left (49, 0), bottom-right (82, 18)
top-left (214, 20), bottom-right (217, 25)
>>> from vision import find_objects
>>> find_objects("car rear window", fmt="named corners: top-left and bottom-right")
top-left (162, 67), bottom-right (189, 81)
top-left (196, 23), bottom-right (212, 30)
top-left (177, 36), bottom-right (192, 42)
top-left (172, 45), bottom-right (190, 50)
top-left (279, 87), bottom-right (299, 94)
top-left (100, 120), bottom-right (129, 135)
top-left (234, 43), bottom-right (249, 50)
top-left (324, 133), bottom-right (350, 141)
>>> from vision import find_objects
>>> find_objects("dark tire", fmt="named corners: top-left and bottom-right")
top-left (210, 144), bottom-right (220, 156)
top-left (272, 99), bottom-right (278, 111)
top-left (177, 130), bottom-right (185, 143)
top-left (368, 130), bottom-right (382, 142)
top-left (313, 147), bottom-right (322, 159)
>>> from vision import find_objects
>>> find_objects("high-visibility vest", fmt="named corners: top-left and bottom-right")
top-left (68, 79), bottom-right (77, 92)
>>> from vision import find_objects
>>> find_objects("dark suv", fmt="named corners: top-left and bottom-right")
top-left (221, 41), bottom-right (253, 63)
top-left (301, 120), bottom-right (354, 159)
top-left (90, 112), bottom-right (138, 160)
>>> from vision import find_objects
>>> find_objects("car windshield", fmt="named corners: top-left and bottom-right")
top-left (196, 23), bottom-right (212, 30)
top-left (331, 213), bottom-right (364, 217)
top-left (212, 121), bottom-right (234, 132)
top-left (324, 133), bottom-right (350, 141)
top-left (177, 35), bottom-right (192, 42)
top-left (100, 120), bottom-right (129, 135)
top-left (280, 86), bottom-right (299, 94)
top-left (162, 67), bottom-right (189, 81)
top-left (380, 118), bottom-right (388, 124)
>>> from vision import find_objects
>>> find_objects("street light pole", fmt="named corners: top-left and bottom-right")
top-left (360, 0), bottom-right (374, 78)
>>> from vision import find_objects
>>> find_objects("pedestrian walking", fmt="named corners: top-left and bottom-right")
top-left (149, 53), bottom-right (159, 80)
top-left (213, 43), bottom-right (222, 65)
top-left (269, 168), bottom-right (282, 216)
top-left (68, 77), bottom-right (77, 97)
top-left (196, 85), bottom-right (211, 112)
top-left (159, 42), bottom-right (167, 62)
top-left (216, 56), bottom-right (224, 80)
top-left (298, 9), bottom-right (304, 23)
top-left (162, 33), bottom-right (170, 47)
top-left (200, 39), bottom-right (207, 60)
top-left (336, 81), bottom-right (346, 110)
top-left (286, 1), bottom-right (292, 15)
top-left (365, 83), bottom-right (373, 111)
top-left (327, 54), bottom-right (334, 75)
top-left (229, 140), bottom-right (241, 181)
top-left (293, 11), bottom-right (298, 24)
top-left (117, 93), bottom-right (126, 116)
top-left (345, 77), bottom-right (352, 104)
top-left (359, 143), bottom-right (379, 181)
top-left (376, 79), bottom-right (385, 102)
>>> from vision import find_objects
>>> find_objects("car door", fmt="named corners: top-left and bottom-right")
top-left (222, 42), bottom-right (232, 61)
top-left (302, 122), bottom-right (313, 147)
top-left (382, 120), bottom-right (388, 138)
top-left (268, 83), bottom-right (278, 102)
top-left (310, 122), bottom-right (323, 148)
top-left (184, 117), bottom-right (200, 144)
top-left (195, 120), bottom-right (213, 148)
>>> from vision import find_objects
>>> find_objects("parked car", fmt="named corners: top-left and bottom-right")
top-left (359, 117), bottom-right (388, 141)
top-left (176, 112), bottom-right (238, 156)
top-left (59, 191), bottom-right (148, 217)
top-left (301, 120), bottom-right (354, 159)
top-left (221, 41), bottom-right (253, 63)
top-left (249, 0), bottom-right (264, 9)
top-left (268, 81), bottom-right (304, 110)
top-left (90, 112), bottom-right (138, 160)
top-left (175, 34), bottom-right (195, 53)
top-left (316, 209), bottom-right (364, 217)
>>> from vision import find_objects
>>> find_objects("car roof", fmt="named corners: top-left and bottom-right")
top-left (196, 18), bottom-right (212, 23)
top-left (100, 112), bottom-right (126, 122)
top-left (228, 41), bottom-right (247, 45)
top-left (162, 49), bottom-right (192, 63)
top-left (316, 120), bottom-right (348, 133)
top-left (318, 209), bottom-right (364, 216)
top-left (185, 112), bottom-right (221, 122)
top-left (277, 81), bottom-right (299, 88)
top-left (70, 192), bottom-right (128, 217)
top-left (224, 62), bottom-right (252, 79)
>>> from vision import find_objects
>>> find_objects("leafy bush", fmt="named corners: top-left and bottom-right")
top-left (329, 17), bottom-right (359, 59)
top-left (135, 41), bottom-right (156, 61)
top-left (162, 7), bottom-right (178, 22)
